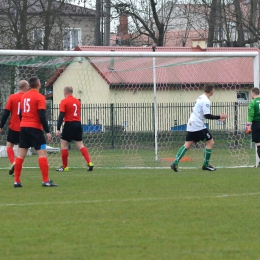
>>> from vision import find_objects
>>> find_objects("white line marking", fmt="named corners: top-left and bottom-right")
top-left (1, 192), bottom-right (260, 207)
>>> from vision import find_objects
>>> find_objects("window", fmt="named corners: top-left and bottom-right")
top-left (63, 28), bottom-right (82, 50)
top-left (33, 29), bottom-right (45, 49)
top-left (237, 92), bottom-right (249, 102)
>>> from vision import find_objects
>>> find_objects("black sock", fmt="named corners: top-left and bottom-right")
top-left (257, 146), bottom-right (260, 162)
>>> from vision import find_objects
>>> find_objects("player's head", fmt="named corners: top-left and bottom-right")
top-left (29, 76), bottom-right (41, 89)
top-left (18, 80), bottom-right (29, 92)
top-left (251, 88), bottom-right (259, 99)
top-left (204, 83), bottom-right (215, 96)
top-left (63, 86), bottom-right (73, 97)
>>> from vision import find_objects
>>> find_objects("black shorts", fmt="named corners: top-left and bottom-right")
top-left (61, 122), bottom-right (82, 142)
top-left (251, 122), bottom-right (260, 143)
top-left (186, 128), bottom-right (213, 142)
top-left (7, 128), bottom-right (20, 145)
top-left (19, 127), bottom-right (47, 150)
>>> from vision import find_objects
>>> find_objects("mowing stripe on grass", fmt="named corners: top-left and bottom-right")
top-left (1, 192), bottom-right (260, 207)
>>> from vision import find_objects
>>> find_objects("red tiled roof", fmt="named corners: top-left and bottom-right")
top-left (46, 46), bottom-right (259, 87)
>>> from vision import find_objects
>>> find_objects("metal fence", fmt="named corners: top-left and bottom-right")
top-left (48, 102), bottom-right (248, 133)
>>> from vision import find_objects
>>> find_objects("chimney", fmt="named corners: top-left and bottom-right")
top-left (117, 14), bottom-right (128, 36)
top-left (192, 38), bottom-right (207, 49)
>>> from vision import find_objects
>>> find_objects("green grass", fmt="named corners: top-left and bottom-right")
top-left (0, 145), bottom-right (257, 169)
top-left (1, 167), bottom-right (260, 260)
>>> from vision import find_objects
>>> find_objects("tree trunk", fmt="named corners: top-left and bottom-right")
top-left (95, 0), bottom-right (101, 46)
top-left (233, 0), bottom-right (245, 46)
top-left (207, 0), bottom-right (218, 47)
top-left (104, 0), bottom-right (110, 46)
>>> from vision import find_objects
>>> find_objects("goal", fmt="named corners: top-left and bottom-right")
top-left (0, 48), bottom-right (258, 169)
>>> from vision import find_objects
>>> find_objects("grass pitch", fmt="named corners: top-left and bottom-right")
top-left (1, 167), bottom-right (260, 260)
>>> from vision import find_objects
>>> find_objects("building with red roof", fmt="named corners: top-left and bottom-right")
top-left (46, 45), bottom-right (258, 106)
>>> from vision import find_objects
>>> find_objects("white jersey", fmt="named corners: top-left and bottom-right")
top-left (187, 93), bottom-right (210, 132)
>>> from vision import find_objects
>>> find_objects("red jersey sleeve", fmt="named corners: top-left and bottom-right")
top-left (5, 92), bottom-right (24, 131)
top-left (5, 96), bottom-right (13, 111)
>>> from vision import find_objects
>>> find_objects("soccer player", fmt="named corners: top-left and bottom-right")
top-left (13, 76), bottom-right (58, 187)
top-left (171, 83), bottom-right (228, 172)
top-left (55, 86), bottom-right (93, 172)
top-left (246, 87), bottom-right (260, 167)
top-left (0, 80), bottom-right (29, 175)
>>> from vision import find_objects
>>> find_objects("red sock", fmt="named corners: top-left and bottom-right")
top-left (80, 147), bottom-right (91, 164)
top-left (61, 149), bottom-right (68, 168)
top-left (7, 147), bottom-right (15, 164)
top-left (38, 157), bottom-right (49, 182)
top-left (14, 157), bottom-right (24, 183)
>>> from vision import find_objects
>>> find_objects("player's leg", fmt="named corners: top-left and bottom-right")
top-left (251, 122), bottom-right (260, 167)
top-left (6, 141), bottom-right (15, 165)
top-left (33, 129), bottom-right (58, 187)
top-left (202, 129), bottom-right (216, 171)
top-left (255, 142), bottom-right (260, 167)
top-left (56, 139), bottom-right (69, 171)
top-left (73, 122), bottom-right (93, 171)
top-left (14, 128), bottom-right (29, 187)
top-left (56, 122), bottom-right (70, 172)
top-left (75, 140), bottom-right (94, 171)
top-left (6, 129), bottom-right (20, 175)
top-left (171, 132), bottom-right (194, 172)
top-left (14, 148), bottom-right (28, 187)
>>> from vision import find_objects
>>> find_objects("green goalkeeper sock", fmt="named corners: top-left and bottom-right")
top-left (174, 145), bottom-right (187, 164)
top-left (203, 148), bottom-right (212, 167)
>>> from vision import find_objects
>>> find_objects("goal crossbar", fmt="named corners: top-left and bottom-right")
top-left (0, 49), bottom-right (258, 58)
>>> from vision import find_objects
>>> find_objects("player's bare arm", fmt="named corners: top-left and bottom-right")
top-left (56, 112), bottom-right (65, 137)
top-left (46, 132), bottom-right (52, 143)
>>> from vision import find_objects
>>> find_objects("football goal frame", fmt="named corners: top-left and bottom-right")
top-left (0, 49), bottom-right (259, 168)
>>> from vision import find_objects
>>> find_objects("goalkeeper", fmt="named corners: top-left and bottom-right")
top-left (171, 83), bottom-right (228, 172)
top-left (246, 87), bottom-right (260, 167)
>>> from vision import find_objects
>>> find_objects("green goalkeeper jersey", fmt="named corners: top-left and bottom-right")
top-left (248, 96), bottom-right (260, 122)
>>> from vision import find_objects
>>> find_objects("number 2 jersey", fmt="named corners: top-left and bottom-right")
top-left (59, 95), bottom-right (81, 122)
top-left (20, 89), bottom-right (46, 130)
top-left (5, 92), bottom-right (25, 132)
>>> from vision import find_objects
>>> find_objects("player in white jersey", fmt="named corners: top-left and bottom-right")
top-left (171, 84), bottom-right (228, 172)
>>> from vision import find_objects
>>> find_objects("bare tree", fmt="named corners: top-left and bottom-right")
top-left (0, 0), bottom-right (95, 50)
top-left (111, 0), bottom-right (175, 46)
top-left (192, 0), bottom-right (260, 47)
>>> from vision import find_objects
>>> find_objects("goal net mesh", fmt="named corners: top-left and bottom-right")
top-left (0, 53), bottom-right (256, 169)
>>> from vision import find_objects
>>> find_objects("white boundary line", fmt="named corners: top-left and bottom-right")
top-left (0, 165), bottom-right (256, 170)
top-left (1, 192), bottom-right (260, 207)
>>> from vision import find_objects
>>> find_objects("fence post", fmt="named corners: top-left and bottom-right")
top-left (234, 102), bottom-right (238, 147)
top-left (110, 103), bottom-right (114, 149)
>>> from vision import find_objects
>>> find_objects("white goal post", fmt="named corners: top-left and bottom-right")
top-left (0, 49), bottom-right (259, 169)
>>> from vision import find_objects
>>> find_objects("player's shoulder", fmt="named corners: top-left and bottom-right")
top-left (201, 94), bottom-right (210, 102)
top-left (8, 92), bottom-right (22, 101)
top-left (196, 94), bottom-right (206, 102)
top-left (8, 92), bottom-right (17, 99)
top-left (60, 97), bottom-right (67, 104)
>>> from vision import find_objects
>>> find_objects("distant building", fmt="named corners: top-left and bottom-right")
top-left (45, 46), bottom-right (258, 106)
top-left (0, 0), bottom-right (95, 50)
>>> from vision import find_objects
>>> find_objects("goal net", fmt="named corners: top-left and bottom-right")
top-left (0, 49), bottom-right (258, 169)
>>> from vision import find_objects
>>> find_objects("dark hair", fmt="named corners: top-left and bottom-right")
top-left (29, 76), bottom-right (40, 89)
top-left (252, 87), bottom-right (260, 95)
top-left (204, 83), bottom-right (215, 93)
